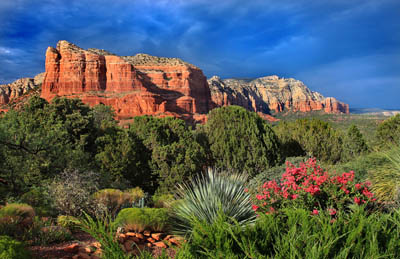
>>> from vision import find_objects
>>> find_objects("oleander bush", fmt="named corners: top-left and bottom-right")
top-left (115, 208), bottom-right (170, 232)
top-left (0, 235), bottom-right (31, 259)
top-left (252, 158), bottom-right (376, 215)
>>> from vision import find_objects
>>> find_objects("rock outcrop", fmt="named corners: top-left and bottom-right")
top-left (208, 75), bottom-right (349, 114)
top-left (0, 73), bottom-right (44, 105)
top-left (41, 40), bottom-right (211, 122)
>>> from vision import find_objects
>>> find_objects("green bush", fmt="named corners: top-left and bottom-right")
top-left (204, 106), bottom-right (281, 177)
top-left (0, 203), bottom-right (35, 231)
top-left (152, 193), bottom-right (174, 208)
top-left (124, 187), bottom-right (145, 205)
top-left (171, 169), bottom-right (256, 237)
top-left (248, 157), bottom-right (307, 189)
top-left (57, 215), bottom-right (81, 232)
top-left (115, 208), bottom-right (170, 232)
top-left (274, 118), bottom-right (343, 163)
top-left (0, 235), bottom-right (31, 259)
top-left (92, 189), bottom-right (128, 217)
top-left (374, 114), bottom-right (400, 149)
top-left (19, 187), bottom-right (55, 217)
top-left (175, 207), bottom-right (400, 258)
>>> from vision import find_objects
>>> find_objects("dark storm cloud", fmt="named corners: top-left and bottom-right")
top-left (0, 0), bottom-right (399, 108)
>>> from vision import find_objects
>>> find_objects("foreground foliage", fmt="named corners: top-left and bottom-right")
top-left (171, 169), bottom-right (256, 237)
top-left (0, 235), bottom-right (31, 259)
top-left (176, 207), bottom-right (400, 258)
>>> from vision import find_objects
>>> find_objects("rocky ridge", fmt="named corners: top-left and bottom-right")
top-left (208, 75), bottom-right (349, 114)
top-left (41, 40), bottom-right (211, 123)
top-left (0, 40), bottom-right (349, 121)
top-left (0, 73), bottom-right (44, 106)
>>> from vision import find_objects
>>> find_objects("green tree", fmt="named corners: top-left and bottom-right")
top-left (375, 114), bottom-right (400, 149)
top-left (274, 118), bottom-right (343, 163)
top-left (95, 126), bottom-right (151, 189)
top-left (204, 106), bottom-right (281, 177)
top-left (342, 125), bottom-right (369, 161)
top-left (129, 116), bottom-right (207, 193)
top-left (0, 97), bottom-right (98, 195)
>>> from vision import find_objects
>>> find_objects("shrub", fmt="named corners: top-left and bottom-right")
top-left (47, 169), bottom-right (101, 217)
top-left (175, 207), bottom-right (400, 258)
top-left (0, 203), bottom-right (35, 231)
top-left (79, 213), bottom-right (129, 259)
top-left (252, 158), bottom-right (376, 215)
top-left (19, 187), bottom-right (55, 217)
top-left (92, 189), bottom-right (128, 218)
top-left (124, 187), bottom-right (145, 205)
top-left (27, 224), bottom-right (72, 245)
top-left (342, 125), bottom-right (369, 161)
top-left (370, 147), bottom-right (400, 203)
top-left (204, 106), bottom-right (281, 177)
top-left (0, 235), bottom-right (31, 259)
top-left (248, 157), bottom-right (307, 190)
top-left (152, 193), bottom-right (174, 208)
top-left (57, 215), bottom-right (81, 232)
top-left (171, 169), bottom-right (256, 237)
top-left (274, 119), bottom-right (343, 163)
top-left (374, 114), bottom-right (400, 149)
top-left (115, 208), bottom-right (170, 232)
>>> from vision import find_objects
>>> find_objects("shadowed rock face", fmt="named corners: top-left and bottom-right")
top-left (208, 75), bottom-right (349, 114)
top-left (41, 40), bottom-right (211, 123)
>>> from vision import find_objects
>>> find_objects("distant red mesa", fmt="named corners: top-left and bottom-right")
top-left (0, 40), bottom-right (349, 122)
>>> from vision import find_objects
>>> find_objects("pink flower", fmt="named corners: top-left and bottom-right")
top-left (291, 194), bottom-right (298, 200)
top-left (252, 205), bottom-right (259, 211)
top-left (354, 197), bottom-right (361, 205)
top-left (355, 183), bottom-right (361, 190)
top-left (312, 209), bottom-right (319, 215)
top-left (328, 208), bottom-right (337, 216)
top-left (244, 188), bottom-right (249, 193)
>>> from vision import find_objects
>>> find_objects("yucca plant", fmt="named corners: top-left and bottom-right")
top-left (171, 168), bottom-right (256, 237)
top-left (370, 147), bottom-right (400, 203)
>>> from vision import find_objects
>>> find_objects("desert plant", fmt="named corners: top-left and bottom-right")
top-left (25, 220), bottom-right (72, 246)
top-left (19, 187), bottom-right (55, 217)
top-left (79, 212), bottom-right (132, 259)
top-left (124, 187), bottom-right (146, 205)
top-left (115, 208), bottom-right (170, 233)
top-left (171, 168), bottom-right (256, 237)
top-left (57, 215), bottom-right (81, 232)
top-left (152, 193), bottom-right (174, 208)
top-left (0, 203), bottom-right (35, 235)
top-left (92, 189), bottom-right (129, 218)
top-left (252, 158), bottom-right (377, 215)
top-left (47, 169), bottom-right (101, 217)
top-left (370, 147), bottom-right (400, 203)
top-left (0, 235), bottom-right (31, 259)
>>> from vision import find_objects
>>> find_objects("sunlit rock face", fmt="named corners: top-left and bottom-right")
top-left (41, 40), bottom-right (212, 123)
top-left (208, 75), bottom-right (349, 114)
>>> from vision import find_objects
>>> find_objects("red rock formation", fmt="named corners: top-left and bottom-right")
top-left (208, 76), bottom-right (349, 114)
top-left (0, 73), bottom-right (44, 106)
top-left (41, 41), bottom-right (211, 122)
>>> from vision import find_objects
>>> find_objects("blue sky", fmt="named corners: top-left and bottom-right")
top-left (0, 0), bottom-right (399, 109)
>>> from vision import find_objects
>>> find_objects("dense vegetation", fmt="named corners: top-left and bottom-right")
top-left (1, 98), bottom-right (400, 258)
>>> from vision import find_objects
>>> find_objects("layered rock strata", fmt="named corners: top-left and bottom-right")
top-left (0, 73), bottom-right (44, 105)
top-left (208, 75), bottom-right (349, 114)
top-left (41, 40), bottom-right (211, 122)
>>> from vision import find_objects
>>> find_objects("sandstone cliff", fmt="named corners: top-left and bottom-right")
top-left (208, 75), bottom-right (349, 114)
top-left (41, 40), bottom-right (211, 122)
top-left (0, 73), bottom-right (44, 106)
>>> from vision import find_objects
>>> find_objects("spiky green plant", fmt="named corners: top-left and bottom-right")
top-left (78, 212), bottom-right (131, 259)
top-left (171, 168), bottom-right (256, 237)
top-left (370, 147), bottom-right (400, 203)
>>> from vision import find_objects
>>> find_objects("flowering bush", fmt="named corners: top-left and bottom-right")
top-left (252, 158), bottom-right (376, 215)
